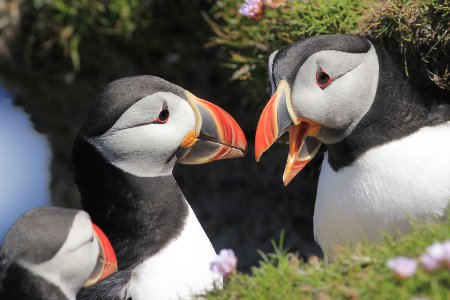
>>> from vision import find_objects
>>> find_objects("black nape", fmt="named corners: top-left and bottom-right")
top-left (72, 137), bottom-right (189, 270)
top-left (326, 41), bottom-right (450, 170)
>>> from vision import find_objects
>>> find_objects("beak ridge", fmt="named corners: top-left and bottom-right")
top-left (179, 92), bottom-right (247, 164)
top-left (255, 82), bottom-right (293, 162)
top-left (255, 80), bottom-right (322, 185)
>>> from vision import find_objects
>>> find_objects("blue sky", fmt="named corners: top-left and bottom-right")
top-left (0, 87), bottom-right (51, 239)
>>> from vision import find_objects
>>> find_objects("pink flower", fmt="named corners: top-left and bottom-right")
top-left (386, 256), bottom-right (417, 280)
top-left (420, 253), bottom-right (441, 272)
top-left (264, 0), bottom-right (287, 8)
top-left (210, 249), bottom-right (238, 276)
top-left (422, 241), bottom-right (450, 270)
top-left (426, 242), bottom-right (445, 260)
top-left (239, 0), bottom-right (265, 20)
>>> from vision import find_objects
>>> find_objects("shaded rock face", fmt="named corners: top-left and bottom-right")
top-left (0, 0), bottom-right (322, 269)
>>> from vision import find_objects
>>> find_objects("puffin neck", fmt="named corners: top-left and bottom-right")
top-left (73, 138), bottom-right (189, 270)
top-left (326, 43), bottom-right (450, 171)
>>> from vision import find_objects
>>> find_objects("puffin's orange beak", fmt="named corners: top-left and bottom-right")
top-left (83, 224), bottom-right (118, 286)
top-left (178, 92), bottom-right (247, 164)
top-left (255, 80), bottom-right (321, 186)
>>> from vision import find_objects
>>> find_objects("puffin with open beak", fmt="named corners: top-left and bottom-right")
top-left (0, 207), bottom-right (117, 300)
top-left (73, 75), bottom-right (246, 300)
top-left (255, 34), bottom-right (450, 255)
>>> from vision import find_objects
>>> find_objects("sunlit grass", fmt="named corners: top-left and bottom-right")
top-left (207, 211), bottom-right (450, 300)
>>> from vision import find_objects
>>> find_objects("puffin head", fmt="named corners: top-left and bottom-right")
top-left (0, 208), bottom-right (117, 296)
top-left (255, 34), bottom-right (379, 185)
top-left (77, 75), bottom-right (247, 177)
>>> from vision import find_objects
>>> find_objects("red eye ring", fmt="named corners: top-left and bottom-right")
top-left (155, 109), bottom-right (169, 124)
top-left (316, 69), bottom-right (333, 89)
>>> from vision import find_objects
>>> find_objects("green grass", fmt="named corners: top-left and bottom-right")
top-left (207, 211), bottom-right (450, 300)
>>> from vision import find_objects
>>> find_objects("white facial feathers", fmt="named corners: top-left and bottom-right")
top-left (89, 92), bottom-right (196, 177)
top-left (21, 211), bottom-right (98, 300)
top-left (268, 50), bottom-right (278, 94)
top-left (290, 43), bottom-right (379, 142)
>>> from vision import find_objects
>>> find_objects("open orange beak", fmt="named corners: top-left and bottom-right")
top-left (255, 80), bottom-right (321, 186)
top-left (178, 91), bottom-right (247, 164)
top-left (83, 224), bottom-right (118, 287)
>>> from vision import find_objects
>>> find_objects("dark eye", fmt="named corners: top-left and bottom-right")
top-left (316, 69), bottom-right (333, 89)
top-left (155, 109), bottom-right (170, 123)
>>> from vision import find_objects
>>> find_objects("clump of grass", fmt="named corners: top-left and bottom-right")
top-left (207, 211), bottom-right (450, 299)
top-left (357, 0), bottom-right (450, 92)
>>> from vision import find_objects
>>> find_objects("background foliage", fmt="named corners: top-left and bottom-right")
top-left (20, 0), bottom-right (152, 70)
top-left (362, 0), bottom-right (450, 91)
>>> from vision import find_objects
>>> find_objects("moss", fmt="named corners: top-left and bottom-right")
top-left (207, 211), bottom-right (450, 299)
top-left (357, 0), bottom-right (450, 91)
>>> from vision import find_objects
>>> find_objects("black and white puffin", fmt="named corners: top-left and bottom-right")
top-left (0, 207), bottom-right (117, 300)
top-left (73, 76), bottom-right (247, 299)
top-left (255, 34), bottom-right (450, 255)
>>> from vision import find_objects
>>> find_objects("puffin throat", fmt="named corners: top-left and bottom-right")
top-left (73, 138), bottom-right (189, 270)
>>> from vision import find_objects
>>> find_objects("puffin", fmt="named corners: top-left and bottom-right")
top-left (0, 207), bottom-right (117, 300)
top-left (254, 34), bottom-right (450, 256)
top-left (73, 75), bottom-right (247, 299)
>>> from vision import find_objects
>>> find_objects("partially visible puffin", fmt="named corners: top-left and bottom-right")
top-left (73, 76), bottom-right (247, 299)
top-left (0, 207), bottom-right (117, 300)
top-left (255, 34), bottom-right (450, 255)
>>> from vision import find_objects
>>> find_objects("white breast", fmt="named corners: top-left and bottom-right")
top-left (126, 205), bottom-right (222, 300)
top-left (314, 122), bottom-right (450, 255)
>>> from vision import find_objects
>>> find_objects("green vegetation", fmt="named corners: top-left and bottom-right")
top-left (207, 211), bottom-right (450, 300)
top-left (20, 0), bottom-right (153, 70)
top-left (361, 0), bottom-right (450, 91)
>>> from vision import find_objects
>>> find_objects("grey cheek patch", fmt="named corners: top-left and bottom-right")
top-left (268, 50), bottom-right (279, 94)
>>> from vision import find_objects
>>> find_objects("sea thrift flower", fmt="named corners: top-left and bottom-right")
top-left (239, 0), bottom-right (264, 20)
top-left (420, 253), bottom-right (441, 272)
top-left (422, 241), bottom-right (450, 270)
top-left (210, 249), bottom-right (238, 276)
top-left (426, 242), bottom-right (445, 260)
top-left (386, 256), bottom-right (417, 280)
top-left (264, 0), bottom-right (287, 8)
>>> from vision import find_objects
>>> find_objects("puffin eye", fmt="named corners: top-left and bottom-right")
top-left (316, 69), bottom-right (333, 89)
top-left (155, 108), bottom-right (170, 124)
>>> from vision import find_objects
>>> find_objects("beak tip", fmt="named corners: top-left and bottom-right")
top-left (254, 152), bottom-right (260, 162)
